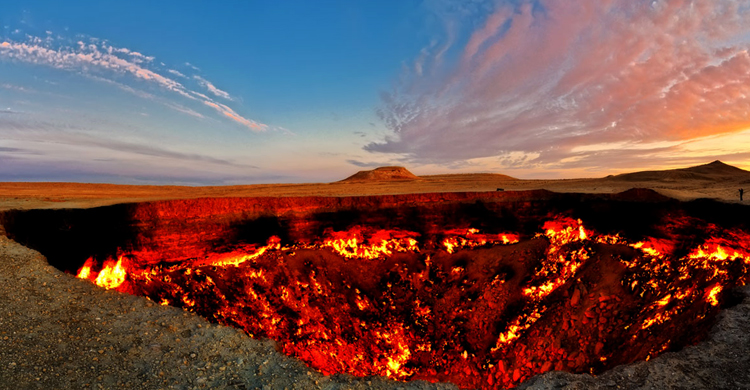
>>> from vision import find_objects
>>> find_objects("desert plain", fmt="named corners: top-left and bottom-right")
top-left (1, 161), bottom-right (749, 212)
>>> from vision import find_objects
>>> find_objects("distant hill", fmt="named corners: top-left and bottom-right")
top-left (608, 161), bottom-right (750, 182)
top-left (340, 166), bottom-right (419, 182)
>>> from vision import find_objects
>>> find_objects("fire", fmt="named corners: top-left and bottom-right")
top-left (523, 219), bottom-right (591, 300)
top-left (706, 285), bottom-right (722, 306)
top-left (76, 257), bottom-right (94, 279)
top-left (77, 255), bottom-right (127, 290)
top-left (319, 227), bottom-right (419, 259)
top-left (493, 309), bottom-right (543, 348)
top-left (207, 237), bottom-right (282, 267)
top-left (441, 228), bottom-right (519, 254)
top-left (70, 217), bottom-right (750, 389)
top-left (630, 238), bottom-right (673, 258)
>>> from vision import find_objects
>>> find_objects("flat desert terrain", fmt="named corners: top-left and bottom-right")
top-left (1, 161), bottom-right (749, 212)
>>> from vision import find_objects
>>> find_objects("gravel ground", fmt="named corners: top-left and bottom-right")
top-left (1, 232), bottom-right (749, 390)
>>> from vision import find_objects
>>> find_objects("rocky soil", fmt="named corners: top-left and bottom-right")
top-left (1, 231), bottom-right (749, 390)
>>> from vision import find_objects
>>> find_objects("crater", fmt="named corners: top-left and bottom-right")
top-left (2, 189), bottom-right (749, 389)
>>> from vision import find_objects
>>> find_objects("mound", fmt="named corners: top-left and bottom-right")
top-left (608, 160), bottom-right (750, 182)
top-left (340, 166), bottom-right (419, 182)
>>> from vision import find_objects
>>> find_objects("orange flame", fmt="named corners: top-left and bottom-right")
top-left (76, 257), bottom-right (95, 280)
top-left (441, 228), bottom-right (519, 253)
top-left (320, 227), bottom-right (420, 259)
top-left (93, 256), bottom-right (127, 290)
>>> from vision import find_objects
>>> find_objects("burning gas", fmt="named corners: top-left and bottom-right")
top-left (75, 217), bottom-right (750, 389)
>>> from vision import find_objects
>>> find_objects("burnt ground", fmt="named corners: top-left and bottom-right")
top-left (1, 231), bottom-right (749, 389)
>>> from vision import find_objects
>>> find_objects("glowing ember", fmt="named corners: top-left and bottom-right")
top-left (72, 216), bottom-right (750, 389)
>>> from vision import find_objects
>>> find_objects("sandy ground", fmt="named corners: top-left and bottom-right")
top-left (1, 164), bottom-right (750, 389)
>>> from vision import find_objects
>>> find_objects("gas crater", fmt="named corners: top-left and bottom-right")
top-left (2, 189), bottom-right (749, 389)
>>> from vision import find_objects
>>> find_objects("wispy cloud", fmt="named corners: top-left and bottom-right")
top-left (1, 83), bottom-right (33, 94)
top-left (80, 137), bottom-right (252, 167)
top-left (0, 146), bottom-right (33, 153)
top-left (369, 0), bottom-right (750, 172)
top-left (163, 102), bottom-right (205, 119)
top-left (346, 159), bottom-right (396, 168)
top-left (203, 101), bottom-right (264, 130)
top-left (167, 68), bottom-right (186, 78)
top-left (0, 33), bottom-right (266, 131)
top-left (0, 108), bottom-right (24, 115)
top-left (194, 75), bottom-right (232, 100)
top-left (0, 117), bottom-right (257, 168)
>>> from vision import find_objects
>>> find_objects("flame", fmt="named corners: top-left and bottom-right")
top-left (706, 285), bottom-right (722, 306)
top-left (441, 228), bottom-right (519, 254)
top-left (93, 256), bottom-right (127, 290)
top-left (207, 237), bottom-right (282, 267)
top-left (493, 309), bottom-right (543, 348)
top-left (523, 219), bottom-right (591, 300)
top-left (76, 257), bottom-right (95, 280)
top-left (320, 227), bottom-right (419, 259)
top-left (77, 255), bottom-right (127, 290)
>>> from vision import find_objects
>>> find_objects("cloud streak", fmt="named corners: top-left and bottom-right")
top-left (0, 34), bottom-right (266, 131)
top-left (369, 0), bottom-right (750, 171)
top-left (194, 75), bottom-right (232, 100)
top-left (167, 68), bottom-right (186, 78)
top-left (0, 116), bottom-right (256, 168)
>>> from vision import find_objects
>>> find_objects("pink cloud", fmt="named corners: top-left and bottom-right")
top-left (369, 0), bottom-right (750, 171)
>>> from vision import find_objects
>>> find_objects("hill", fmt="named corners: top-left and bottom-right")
top-left (608, 160), bottom-right (750, 182)
top-left (340, 166), bottom-right (419, 182)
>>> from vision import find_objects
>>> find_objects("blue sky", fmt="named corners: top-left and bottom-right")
top-left (2, 1), bottom-right (750, 184)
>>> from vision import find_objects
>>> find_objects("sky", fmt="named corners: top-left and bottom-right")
top-left (2, 0), bottom-right (750, 185)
